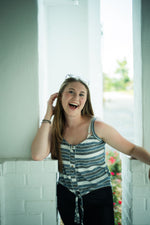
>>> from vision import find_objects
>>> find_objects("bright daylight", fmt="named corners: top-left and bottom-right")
top-left (1, 1), bottom-right (150, 225)
top-left (101, 1), bottom-right (133, 224)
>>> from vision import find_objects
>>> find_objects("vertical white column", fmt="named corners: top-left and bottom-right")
top-left (132, 0), bottom-right (143, 147)
top-left (88, 0), bottom-right (103, 117)
top-left (122, 1), bottom-right (150, 224)
top-left (38, 0), bottom-right (49, 123)
top-left (141, 0), bottom-right (150, 152)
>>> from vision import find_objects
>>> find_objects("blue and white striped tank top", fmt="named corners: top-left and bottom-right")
top-left (58, 117), bottom-right (111, 224)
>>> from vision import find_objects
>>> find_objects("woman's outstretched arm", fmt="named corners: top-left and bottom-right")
top-left (94, 120), bottom-right (150, 165)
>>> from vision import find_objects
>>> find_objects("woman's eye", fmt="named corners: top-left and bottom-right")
top-left (79, 94), bottom-right (84, 97)
top-left (69, 90), bottom-right (74, 94)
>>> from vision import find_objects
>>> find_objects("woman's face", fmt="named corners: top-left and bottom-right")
top-left (61, 81), bottom-right (87, 117)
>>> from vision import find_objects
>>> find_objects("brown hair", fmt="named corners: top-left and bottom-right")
top-left (51, 76), bottom-right (94, 171)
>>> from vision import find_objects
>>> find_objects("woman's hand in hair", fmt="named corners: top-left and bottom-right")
top-left (45, 93), bottom-right (58, 120)
top-left (31, 93), bottom-right (58, 161)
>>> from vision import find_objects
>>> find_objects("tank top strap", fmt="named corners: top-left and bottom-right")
top-left (87, 117), bottom-right (96, 137)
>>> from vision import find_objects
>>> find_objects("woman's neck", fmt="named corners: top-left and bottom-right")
top-left (65, 115), bottom-right (86, 128)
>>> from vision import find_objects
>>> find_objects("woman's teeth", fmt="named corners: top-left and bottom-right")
top-left (69, 103), bottom-right (78, 109)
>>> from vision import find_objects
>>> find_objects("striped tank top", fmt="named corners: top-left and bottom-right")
top-left (58, 117), bottom-right (111, 224)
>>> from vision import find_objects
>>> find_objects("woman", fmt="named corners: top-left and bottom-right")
top-left (31, 75), bottom-right (150, 225)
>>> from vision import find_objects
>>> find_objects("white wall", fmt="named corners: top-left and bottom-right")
top-left (38, 0), bottom-right (102, 120)
top-left (46, 1), bottom-right (89, 86)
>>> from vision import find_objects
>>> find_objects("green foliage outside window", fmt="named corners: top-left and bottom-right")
top-left (103, 58), bottom-right (133, 92)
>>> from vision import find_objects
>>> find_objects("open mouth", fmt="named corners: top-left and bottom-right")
top-left (69, 103), bottom-right (79, 109)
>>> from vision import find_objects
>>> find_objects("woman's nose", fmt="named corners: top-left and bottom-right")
top-left (72, 93), bottom-right (79, 100)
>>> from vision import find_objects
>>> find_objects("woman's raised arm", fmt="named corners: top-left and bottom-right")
top-left (31, 93), bottom-right (58, 161)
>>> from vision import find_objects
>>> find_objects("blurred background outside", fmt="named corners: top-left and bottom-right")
top-left (101, 1), bottom-right (133, 224)
top-left (101, 0), bottom-right (134, 143)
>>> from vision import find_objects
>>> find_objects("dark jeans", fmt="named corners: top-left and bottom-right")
top-left (57, 183), bottom-right (114, 225)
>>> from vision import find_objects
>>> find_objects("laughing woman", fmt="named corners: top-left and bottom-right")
top-left (31, 75), bottom-right (150, 225)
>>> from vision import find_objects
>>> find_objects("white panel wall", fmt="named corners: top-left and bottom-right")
top-left (122, 156), bottom-right (150, 225)
top-left (0, 160), bottom-right (58, 225)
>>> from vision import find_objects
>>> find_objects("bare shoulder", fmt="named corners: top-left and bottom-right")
top-left (94, 118), bottom-right (117, 141)
top-left (94, 118), bottom-right (109, 139)
top-left (94, 118), bottom-right (135, 155)
top-left (94, 119), bottom-right (104, 129)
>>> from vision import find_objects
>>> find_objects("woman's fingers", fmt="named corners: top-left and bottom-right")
top-left (48, 93), bottom-right (58, 105)
top-left (45, 93), bottom-right (59, 119)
